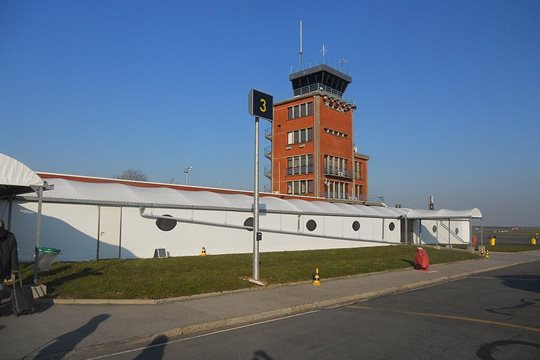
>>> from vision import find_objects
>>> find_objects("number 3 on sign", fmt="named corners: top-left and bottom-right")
top-left (249, 89), bottom-right (273, 121)
top-left (259, 98), bottom-right (267, 113)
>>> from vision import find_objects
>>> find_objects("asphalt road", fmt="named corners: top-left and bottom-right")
top-left (83, 261), bottom-right (540, 360)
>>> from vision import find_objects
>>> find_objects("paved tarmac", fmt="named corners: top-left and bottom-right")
top-left (1, 250), bottom-right (539, 360)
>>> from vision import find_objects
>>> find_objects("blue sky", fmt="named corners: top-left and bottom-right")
top-left (1, 0), bottom-right (539, 226)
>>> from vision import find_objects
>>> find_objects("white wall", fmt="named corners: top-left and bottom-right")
top-left (417, 219), bottom-right (470, 245)
top-left (10, 201), bottom-right (99, 261)
top-left (6, 200), bottom-right (406, 261)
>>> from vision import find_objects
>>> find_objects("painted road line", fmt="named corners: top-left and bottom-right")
top-left (83, 310), bottom-right (321, 360)
top-left (348, 305), bottom-right (540, 333)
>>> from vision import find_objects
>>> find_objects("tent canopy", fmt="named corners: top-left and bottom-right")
top-left (21, 176), bottom-right (482, 220)
top-left (0, 153), bottom-right (44, 198)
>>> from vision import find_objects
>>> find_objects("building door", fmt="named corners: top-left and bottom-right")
top-left (98, 206), bottom-right (121, 259)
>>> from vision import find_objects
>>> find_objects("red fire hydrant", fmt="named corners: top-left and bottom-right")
top-left (414, 247), bottom-right (430, 270)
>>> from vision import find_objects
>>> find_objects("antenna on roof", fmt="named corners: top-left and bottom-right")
top-left (321, 44), bottom-right (327, 64)
top-left (299, 20), bottom-right (304, 70)
top-left (339, 58), bottom-right (347, 70)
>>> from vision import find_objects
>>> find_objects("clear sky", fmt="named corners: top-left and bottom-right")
top-left (1, 1), bottom-right (539, 226)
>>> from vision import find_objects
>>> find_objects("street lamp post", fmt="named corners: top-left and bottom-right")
top-left (184, 166), bottom-right (192, 185)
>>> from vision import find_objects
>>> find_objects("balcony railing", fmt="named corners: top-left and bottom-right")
top-left (324, 193), bottom-right (385, 203)
top-left (264, 164), bottom-right (272, 179)
top-left (323, 167), bottom-right (352, 179)
top-left (294, 83), bottom-right (344, 98)
top-left (264, 146), bottom-right (272, 160)
top-left (264, 127), bottom-right (272, 141)
top-left (287, 165), bottom-right (314, 176)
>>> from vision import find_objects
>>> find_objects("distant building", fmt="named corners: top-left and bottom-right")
top-left (267, 64), bottom-right (369, 201)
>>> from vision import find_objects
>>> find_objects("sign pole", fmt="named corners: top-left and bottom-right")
top-left (253, 116), bottom-right (260, 281)
top-left (248, 88), bottom-right (272, 286)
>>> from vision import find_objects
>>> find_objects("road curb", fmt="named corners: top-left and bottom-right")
top-left (35, 256), bottom-right (488, 305)
top-left (51, 256), bottom-right (538, 360)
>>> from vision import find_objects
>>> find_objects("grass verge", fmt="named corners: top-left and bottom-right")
top-left (453, 244), bottom-right (538, 252)
top-left (17, 245), bottom-right (478, 300)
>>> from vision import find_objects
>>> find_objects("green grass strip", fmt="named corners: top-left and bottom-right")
top-left (18, 245), bottom-right (478, 300)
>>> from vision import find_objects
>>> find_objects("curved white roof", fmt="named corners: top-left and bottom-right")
top-left (0, 153), bottom-right (44, 197)
top-left (24, 177), bottom-right (481, 219)
top-left (404, 208), bottom-right (482, 219)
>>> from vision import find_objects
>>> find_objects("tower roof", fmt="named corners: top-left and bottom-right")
top-left (290, 64), bottom-right (352, 98)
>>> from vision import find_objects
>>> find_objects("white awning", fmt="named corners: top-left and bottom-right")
top-left (0, 153), bottom-right (45, 198)
top-left (403, 208), bottom-right (483, 219)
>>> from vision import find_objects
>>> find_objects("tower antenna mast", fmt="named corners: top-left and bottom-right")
top-left (299, 20), bottom-right (304, 70)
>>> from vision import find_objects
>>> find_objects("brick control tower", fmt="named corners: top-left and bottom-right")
top-left (267, 64), bottom-right (369, 201)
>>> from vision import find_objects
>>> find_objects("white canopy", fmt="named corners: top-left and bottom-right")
top-left (23, 177), bottom-right (482, 219)
top-left (0, 153), bottom-right (45, 198)
top-left (403, 208), bottom-right (483, 219)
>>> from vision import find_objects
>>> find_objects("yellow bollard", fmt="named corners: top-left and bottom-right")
top-left (312, 267), bottom-right (321, 286)
top-left (490, 236), bottom-right (496, 246)
top-left (532, 236), bottom-right (537, 246)
top-left (200, 247), bottom-right (207, 256)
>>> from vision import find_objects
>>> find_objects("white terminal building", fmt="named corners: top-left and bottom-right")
top-left (1, 153), bottom-right (482, 262)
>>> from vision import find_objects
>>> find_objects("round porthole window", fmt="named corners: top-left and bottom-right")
top-left (389, 222), bottom-right (395, 231)
top-left (455, 228), bottom-right (459, 235)
top-left (352, 220), bottom-right (361, 231)
top-left (306, 219), bottom-right (317, 232)
top-left (244, 217), bottom-right (254, 231)
top-left (156, 215), bottom-right (176, 232)
top-left (433, 225), bottom-right (438, 233)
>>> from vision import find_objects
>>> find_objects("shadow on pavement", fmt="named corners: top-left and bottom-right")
top-left (476, 339), bottom-right (540, 360)
top-left (32, 313), bottom-right (111, 359)
top-left (134, 335), bottom-right (169, 360)
top-left (496, 275), bottom-right (540, 293)
top-left (486, 298), bottom-right (540, 316)
top-left (252, 350), bottom-right (273, 360)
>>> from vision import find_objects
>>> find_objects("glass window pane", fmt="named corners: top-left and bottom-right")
top-left (301, 181), bottom-right (306, 193)
top-left (307, 102), bottom-right (313, 116)
top-left (301, 103), bottom-right (307, 117)
top-left (288, 107), bottom-right (293, 119)
top-left (294, 105), bottom-right (300, 118)
top-left (307, 180), bottom-right (313, 193)
top-left (307, 127), bottom-right (313, 141)
top-left (294, 130), bottom-right (300, 144)
top-left (287, 132), bottom-right (294, 145)
top-left (294, 181), bottom-right (300, 194)
top-left (287, 182), bottom-right (292, 194)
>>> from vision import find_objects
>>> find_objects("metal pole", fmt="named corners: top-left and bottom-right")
top-left (253, 116), bottom-right (260, 281)
top-left (7, 196), bottom-right (13, 230)
top-left (33, 186), bottom-right (43, 284)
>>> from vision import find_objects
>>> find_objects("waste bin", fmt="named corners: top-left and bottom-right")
top-left (38, 247), bottom-right (61, 271)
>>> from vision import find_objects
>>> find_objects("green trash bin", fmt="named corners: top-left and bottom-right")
top-left (38, 247), bottom-right (61, 271)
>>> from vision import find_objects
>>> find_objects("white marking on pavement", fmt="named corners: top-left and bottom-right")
top-left (83, 310), bottom-right (321, 360)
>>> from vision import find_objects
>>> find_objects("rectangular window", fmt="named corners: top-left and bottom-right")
top-left (307, 127), bottom-right (313, 142)
top-left (307, 180), bottom-right (313, 193)
top-left (307, 102), bottom-right (313, 116)
top-left (294, 130), bottom-right (300, 144)
top-left (287, 132), bottom-right (293, 145)
top-left (300, 181), bottom-right (306, 194)
top-left (287, 182), bottom-right (292, 194)
top-left (288, 107), bottom-right (293, 120)
top-left (294, 105), bottom-right (300, 118)
top-left (301, 103), bottom-right (307, 117)
top-left (294, 181), bottom-right (300, 194)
